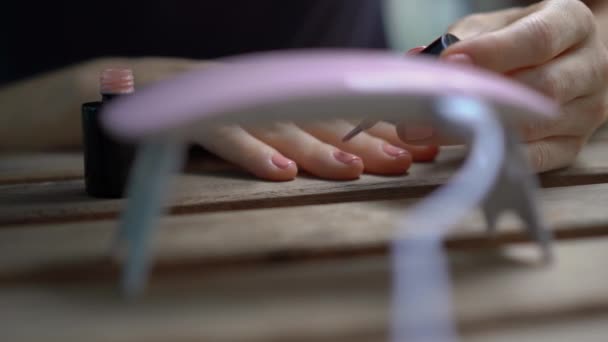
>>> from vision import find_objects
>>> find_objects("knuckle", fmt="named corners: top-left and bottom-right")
top-left (537, 69), bottom-right (564, 100)
top-left (574, 137), bottom-right (585, 152)
top-left (249, 122), bottom-right (290, 141)
top-left (586, 97), bottom-right (608, 127)
top-left (270, 121), bottom-right (295, 131)
top-left (531, 141), bottom-right (551, 171)
top-left (566, 138), bottom-right (586, 165)
top-left (520, 117), bottom-right (557, 141)
top-left (568, 0), bottom-right (595, 33)
top-left (448, 14), bottom-right (486, 37)
top-left (530, 137), bottom-right (582, 172)
top-left (524, 15), bottom-right (557, 60)
top-left (520, 119), bottom-right (543, 140)
top-left (557, 0), bottom-right (595, 40)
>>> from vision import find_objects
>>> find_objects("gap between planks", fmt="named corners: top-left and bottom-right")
top-left (1, 239), bottom-right (608, 342)
top-left (2, 139), bottom-right (608, 226)
top-left (2, 182), bottom-right (608, 283)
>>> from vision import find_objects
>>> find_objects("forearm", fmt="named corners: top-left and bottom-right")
top-left (0, 57), bottom-right (207, 152)
top-left (0, 58), bottom-right (125, 151)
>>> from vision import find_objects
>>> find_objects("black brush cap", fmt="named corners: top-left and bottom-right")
top-left (420, 33), bottom-right (460, 56)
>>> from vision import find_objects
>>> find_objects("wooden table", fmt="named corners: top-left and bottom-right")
top-left (2, 125), bottom-right (608, 342)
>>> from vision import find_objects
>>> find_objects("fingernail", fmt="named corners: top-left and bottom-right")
top-left (403, 125), bottom-right (434, 141)
top-left (333, 151), bottom-right (361, 165)
top-left (406, 46), bottom-right (426, 55)
top-left (382, 143), bottom-right (409, 158)
top-left (443, 53), bottom-right (473, 65)
top-left (271, 153), bottom-right (295, 170)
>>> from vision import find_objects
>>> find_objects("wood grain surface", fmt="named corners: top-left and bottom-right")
top-left (1, 239), bottom-right (607, 342)
top-left (0, 152), bottom-right (83, 185)
top-left (2, 138), bottom-right (608, 226)
top-left (2, 182), bottom-right (608, 283)
top-left (1, 124), bottom-right (607, 341)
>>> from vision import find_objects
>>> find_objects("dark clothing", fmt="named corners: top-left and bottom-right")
top-left (1, 1), bottom-right (386, 84)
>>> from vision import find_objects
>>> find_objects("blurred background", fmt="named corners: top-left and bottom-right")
top-left (384, 0), bottom-right (517, 49)
top-left (1, 0), bottom-right (525, 86)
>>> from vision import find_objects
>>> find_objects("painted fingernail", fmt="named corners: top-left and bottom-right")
top-left (333, 151), bottom-right (362, 165)
top-left (403, 125), bottom-right (434, 141)
top-left (382, 143), bottom-right (409, 158)
top-left (443, 53), bottom-right (473, 65)
top-left (406, 46), bottom-right (426, 55)
top-left (271, 153), bottom-right (295, 170)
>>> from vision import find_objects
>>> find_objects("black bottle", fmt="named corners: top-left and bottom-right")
top-left (82, 68), bottom-right (136, 198)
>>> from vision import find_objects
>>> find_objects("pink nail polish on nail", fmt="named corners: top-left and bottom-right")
top-left (382, 143), bottom-right (409, 158)
top-left (443, 53), bottom-right (473, 65)
top-left (271, 153), bottom-right (294, 169)
top-left (333, 151), bottom-right (361, 165)
top-left (406, 46), bottom-right (427, 55)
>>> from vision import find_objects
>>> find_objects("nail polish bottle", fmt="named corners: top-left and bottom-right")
top-left (82, 68), bottom-right (136, 198)
top-left (420, 33), bottom-right (460, 56)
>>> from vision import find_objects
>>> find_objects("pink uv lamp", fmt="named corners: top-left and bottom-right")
top-left (103, 50), bottom-right (557, 342)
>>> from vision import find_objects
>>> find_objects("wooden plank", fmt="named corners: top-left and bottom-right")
top-left (3, 138), bottom-right (608, 226)
top-left (465, 316), bottom-right (608, 342)
top-left (1, 239), bottom-right (607, 342)
top-left (0, 146), bottom-right (462, 226)
top-left (0, 152), bottom-right (83, 185)
top-left (0, 150), bottom-right (231, 185)
top-left (2, 183), bottom-right (608, 282)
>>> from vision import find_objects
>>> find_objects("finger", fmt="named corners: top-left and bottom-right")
top-left (397, 93), bottom-right (608, 146)
top-left (396, 94), bottom-right (608, 145)
top-left (193, 125), bottom-right (297, 181)
top-left (247, 122), bottom-right (364, 180)
top-left (518, 92), bottom-right (608, 141)
top-left (444, 0), bottom-right (595, 72)
top-left (395, 121), bottom-right (465, 146)
top-left (511, 38), bottom-right (608, 104)
top-left (302, 120), bottom-right (413, 175)
top-left (526, 136), bottom-right (584, 172)
top-left (448, 6), bottom-right (534, 39)
top-left (364, 121), bottom-right (440, 162)
top-left (407, 46), bottom-right (426, 55)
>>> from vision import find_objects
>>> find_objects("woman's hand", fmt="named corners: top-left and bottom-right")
top-left (189, 49), bottom-right (442, 181)
top-left (188, 57), bottom-right (438, 182)
top-left (104, 61), bottom-right (439, 182)
top-left (105, 60), bottom-right (439, 181)
top-left (399, 0), bottom-right (608, 172)
top-left (194, 120), bottom-right (439, 181)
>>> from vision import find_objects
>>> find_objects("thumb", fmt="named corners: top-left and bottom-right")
top-left (526, 136), bottom-right (583, 173)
